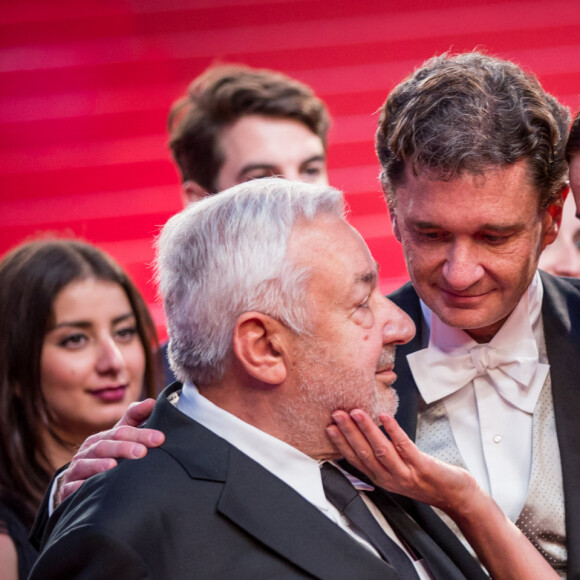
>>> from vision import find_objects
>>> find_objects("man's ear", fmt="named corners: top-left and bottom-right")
top-left (543, 187), bottom-right (567, 247)
top-left (389, 208), bottom-right (401, 242)
top-left (232, 312), bottom-right (288, 385)
top-left (181, 181), bottom-right (209, 207)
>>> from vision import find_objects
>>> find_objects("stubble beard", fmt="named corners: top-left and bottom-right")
top-left (280, 340), bottom-right (399, 455)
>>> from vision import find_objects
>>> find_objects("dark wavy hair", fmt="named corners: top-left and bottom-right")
top-left (376, 51), bottom-right (570, 210)
top-left (168, 63), bottom-right (331, 193)
top-left (0, 239), bottom-right (160, 528)
top-left (566, 109), bottom-right (580, 161)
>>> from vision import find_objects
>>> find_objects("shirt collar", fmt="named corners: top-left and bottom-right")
top-left (177, 382), bottom-right (328, 510)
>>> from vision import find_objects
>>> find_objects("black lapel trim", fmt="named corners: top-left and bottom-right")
top-left (539, 271), bottom-right (580, 578)
top-left (388, 283), bottom-right (424, 439)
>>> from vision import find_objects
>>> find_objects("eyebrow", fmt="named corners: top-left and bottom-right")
top-left (237, 154), bottom-right (326, 179)
top-left (354, 262), bottom-right (379, 286)
top-left (413, 220), bottom-right (525, 232)
top-left (51, 312), bottom-right (136, 331)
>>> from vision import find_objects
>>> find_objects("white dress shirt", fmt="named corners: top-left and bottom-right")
top-left (407, 271), bottom-right (549, 521)
top-left (178, 382), bottom-right (433, 579)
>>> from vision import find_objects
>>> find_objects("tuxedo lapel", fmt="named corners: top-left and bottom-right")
top-left (217, 449), bottom-right (398, 580)
top-left (388, 283), bottom-right (425, 440)
top-left (540, 272), bottom-right (580, 579)
top-left (336, 460), bottom-right (486, 580)
top-left (384, 493), bottom-right (489, 580)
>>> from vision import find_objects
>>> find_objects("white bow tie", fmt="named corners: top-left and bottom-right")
top-left (408, 339), bottom-right (549, 413)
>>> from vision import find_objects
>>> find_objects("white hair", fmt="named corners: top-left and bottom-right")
top-left (156, 178), bottom-right (346, 386)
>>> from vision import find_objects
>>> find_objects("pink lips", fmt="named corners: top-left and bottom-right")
top-left (376, 367), bottom-right (397, 384)
top-left (89, 385), bottom-right (127, 403)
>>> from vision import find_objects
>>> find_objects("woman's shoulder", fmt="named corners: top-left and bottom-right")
top-left (0, 502), bottom-right (38, 579)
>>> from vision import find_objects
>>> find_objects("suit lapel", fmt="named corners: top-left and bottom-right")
top-left (382, 492), bottom-right (489, 580)
top-left (217, 449), bottom-right (398, 580)
top-left (338, 461), bottom-right (484, 580)
top-left (150, 386), bottom-right (397, 579)
top-left (388, 283), bottom-right (424, 440)
top-left (540, 272), bottom-right (580, 578)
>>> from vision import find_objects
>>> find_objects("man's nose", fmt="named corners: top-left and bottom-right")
top-left (441, 240), bottom-right (485, 290)
top-left (381, 299), bottom-right (415, 346)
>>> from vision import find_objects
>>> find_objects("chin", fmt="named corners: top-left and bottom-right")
top-left (376, 387), bottom-right (399, 418)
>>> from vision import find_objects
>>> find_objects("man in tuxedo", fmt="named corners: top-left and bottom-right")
top-left (161, 63), bottom-right (331, 385)
top-left (31, 178), bottom-right (550, 580)
top-left (378, 52), bottom-right (577, 578)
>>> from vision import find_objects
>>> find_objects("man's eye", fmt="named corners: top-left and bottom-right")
top-left (482, 234), bottom-right (509, 245)
top-left (245, 171), bottom-right (275, 182)
top-left (418, 231), bottom-right (443, 241)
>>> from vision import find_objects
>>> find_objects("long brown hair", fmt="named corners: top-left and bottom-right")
top-left (0, 239), bottom-right (160, 528)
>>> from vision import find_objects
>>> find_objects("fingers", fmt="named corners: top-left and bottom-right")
top-left (58, 480), bottom-right (85, 504)
top-left (110, 425), bottom-right (165, 447)
top-left (116, 398), bottom-right (156, 427)
top-left (58, 458), bottom-right (117, 504)
top-left (377, 413), bottom-right (420, 464)
top-left (75, 425), bottom-right (164, 463)
top-left (327, 410), bottom-right (396, 485)
top-left (55, 424), bottom-right (165, 506)
top-left (326, 412), bottom-right (370, 473)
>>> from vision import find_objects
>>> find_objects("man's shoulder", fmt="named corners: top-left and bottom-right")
top-left (540, 271), bottom-right (580, 295)
top-left (53, 388), bottom-right (228, 526)
top-left (540, 271), bottom-right (580, 322)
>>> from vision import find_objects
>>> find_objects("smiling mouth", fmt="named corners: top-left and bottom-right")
top-left (439, 287), bottom-right (492, 301)
top-left (88, 385), bottom-right (128, 403)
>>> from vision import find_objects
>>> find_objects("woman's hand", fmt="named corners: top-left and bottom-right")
top-left (327, 409), bottom-right (480, 519)
top-left (57, 399), bottom-right (164, 505)
top-left (326, 408), bottom-right (559, 580)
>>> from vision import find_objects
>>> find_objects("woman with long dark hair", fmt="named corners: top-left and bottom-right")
top-left (0, 239), bottom-right (159, 579)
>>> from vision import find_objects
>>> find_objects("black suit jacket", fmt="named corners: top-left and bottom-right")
top-left (388, 271), bottom-right (580, 579)
top-left (30, 383), bottom-right (487, 580)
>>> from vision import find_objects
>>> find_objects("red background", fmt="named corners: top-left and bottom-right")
top-left (2, 0), bottom-right (579, 340)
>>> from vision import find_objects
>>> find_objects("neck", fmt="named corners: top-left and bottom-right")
top-left (199, 382), bottom-right (338, 461)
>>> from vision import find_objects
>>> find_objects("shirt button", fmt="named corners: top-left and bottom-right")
top-left (493, 434), bottom-right (502, 444)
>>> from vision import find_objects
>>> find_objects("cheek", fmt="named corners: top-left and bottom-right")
top-left (352, 310), bottom-right (375, 330)
top-left (40, 349), bottom-right (86, 394)
top-left (404, 244), bottom-right (438, 278)
top-left (123, 342), bottom-right (147, 383)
